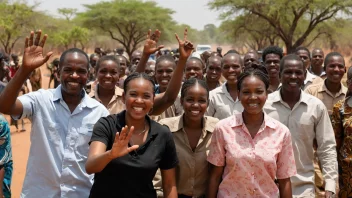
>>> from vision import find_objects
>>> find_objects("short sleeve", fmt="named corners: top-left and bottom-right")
top-left (90, 116), bottom-right (113, 147)
top-left (159, 128), bottom-right (178, 170)
top-left (276, 128), bottom-right (297, 179)
top-left (15, 91), bottom-right (42, 119)
top-left (207, 126), bottom-right (226, 166)
top-left (205, 95), bottom-right (215, 117)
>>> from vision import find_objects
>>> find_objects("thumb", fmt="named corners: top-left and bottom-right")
top-left (157, 45), bottom-right (164, 51)
top-left (127, 145), bottom-right (139, 152)
top-left (43, 51), bottom-right (54, 64)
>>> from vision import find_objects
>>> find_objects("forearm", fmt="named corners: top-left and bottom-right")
top-left (151, 58), bottom-right (187, 115)
top-left (0, 167), bottom-right (4, 198)
top-left (278, 178), bottom-right (292, 198)
top-left (135, 53), bottom-right (150, 73)
top-left (85, 150), bottom-right (113, 174)
top-left (207, 177), bottom-right (221, 198)
top-left (0, 67), bottom-right (31, 114)
top-left (163, 185), bottom-right (177, 198)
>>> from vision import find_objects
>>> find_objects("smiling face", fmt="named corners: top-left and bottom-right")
top-left (97, 60), bottom-right (119, 90)
top-left (123, 78), bottom-right (154, 120)
top-left (244, 53), bottom-right (259, 69)
top-left (239, 76), bottom-right (267, 115)
top-left (155, 60), bottom-right (175, 91)
top-left (181, 82), bottom-right (208, 121)
top-left (280, 59), bottom-right (306, 93)
top-left (185, 59), bottom-right (204, 80)
top-left (325, 55), bottom-right (345, 84)
top-left (206, 57), bottom-right (222, 83)
top-left (264, 53), bottom-right (280, 79)
top-left (59, 52), bottom-right (89, 96)
top-left (222, 54), bottom-right (242, 85)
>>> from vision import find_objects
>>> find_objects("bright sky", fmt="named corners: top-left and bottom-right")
top-left (27, 0), bottom-right (221, 30)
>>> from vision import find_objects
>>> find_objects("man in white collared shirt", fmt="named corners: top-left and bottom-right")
top-left (0, 31), bottom-right (109, 198)
top-left (264, 54), bottom-right (338, 197)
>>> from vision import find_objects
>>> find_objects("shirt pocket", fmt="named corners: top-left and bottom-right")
top-left (75, 125), bottom-right (93, 159)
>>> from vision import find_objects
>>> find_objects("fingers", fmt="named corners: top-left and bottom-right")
top-left (127, 145), bottom-right (139, 152)
top-left (153, 29), bottom-right (161, 43)
top-left (125, 126), bottom-right (135, 140)
top-left (156, 45), bottom-right (164, 51)
top-left (175, 33), bottom-right (181, 43)
top-left (114, 132), bottom-right (120, 143)
top-left (146, 29), bottom-right (151, 40)
top-left (119, 126), bottom-right (128, 140)
top-left (34, 30), bottom-right (42, 46)
top-left (43, 52), bottom-right (54, 63)
top-left (25, 37), bottom-right (29, 48)
top-left (29, 31), bottom-right (34, 46)
top-left (184, 28), bottom-right (188, 41)
top-left (39, 34), bottom-right (48, 47)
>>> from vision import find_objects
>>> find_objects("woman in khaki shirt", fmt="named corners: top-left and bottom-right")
top-left (159, 78), bottom-right (219, 198)
top-left (90, 55), bottom-right (125, 114)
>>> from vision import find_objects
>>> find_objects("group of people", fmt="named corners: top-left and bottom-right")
top-left (0, 27), bottom-right (350, 198)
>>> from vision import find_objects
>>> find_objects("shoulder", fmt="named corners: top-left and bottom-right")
top-left (159, 116), bottom-right (181, 130)
top-left (304, 82), bottom-right (322, 93)
top-left (204, 116), bottom-right (219, 132)
top-left (209, 86), bottom-right (223, 97)
top-left (302, 92), bottom-right (325, 108)
top-left (150, 118), bottom-right (172, 137)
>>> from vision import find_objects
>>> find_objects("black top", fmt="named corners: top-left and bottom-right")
top-left (89, 110), bottom-right (178, 198)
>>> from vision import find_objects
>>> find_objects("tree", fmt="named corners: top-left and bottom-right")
top-left (220, 14), bottom-right (280, 50)
top-left (79, 0), bottom-right (176, 59)
top-left (58, 8), bottom-right (78, 21)
top-left (0, 1), bottom-right (36, 54)
top-left (209, 0), bottom-right (352, 53)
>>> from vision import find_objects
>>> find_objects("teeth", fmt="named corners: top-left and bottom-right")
top-left (289, 82), bottom-right (297, 85)
top-left (68, 82), bottom-right (79, 86)
top-left (161, 80), bottom-right (168, 83)
top-left (249, 104), bottom-right (258, 107)
top-left (191, 111), bottom-right (200, 114)
top-left (133, 107), bottom-right (143, 111)
top-left (104, 81), bottom-right (112, 84)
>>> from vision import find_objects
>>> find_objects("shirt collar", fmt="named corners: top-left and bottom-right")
top-left (168, 114), bottom-right (216, 133)
top-left (319, 79), bottom-right (347, 96)
top-left (220, 82), bottom-right (239, 102)
top-left (230, 112), bottom-right (276, 129)
top-left (271, 89), bottom-right (310, 105)
top-left (53, 85), bottom-right (98, 108)
top-left (90, 84), bottom-right (123, 100)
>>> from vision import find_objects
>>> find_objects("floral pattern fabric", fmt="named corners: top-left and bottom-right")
top-left (331, 98), bottom-right (352, 198)
top-left (207, 113), bottom-right (296, 198)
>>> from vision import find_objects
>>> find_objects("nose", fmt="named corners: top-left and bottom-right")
top-left (191, 102), bottom-right (200, 107)
top-left (333, 66), bottom-right (340, 71)
top-left (135, 97), bottom-right (144, 103)
top-left (290, 72), bottom-right (297, 78)
top-left (162, 71), bottom-right (168, 77)
top-left (71, 71), bottom-right (79, 78)
top-left (228, 66), bottom-right (235, 72)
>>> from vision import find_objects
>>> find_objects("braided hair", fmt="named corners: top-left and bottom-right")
top-left (237, 67), bottom-right (270, 91)
top-left (181, 78), bottom-right (209, 101)
top-left (123, 72), bottom-right (155, 95)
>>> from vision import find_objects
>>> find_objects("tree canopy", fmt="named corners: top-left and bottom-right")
top-left (210, 0), bottom-right (352, 52)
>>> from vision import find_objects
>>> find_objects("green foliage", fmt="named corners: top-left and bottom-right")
top-left (79, 0), bottom-right (176, 58)
top-left (0, 1), bottom-right (36, 53)
top-left (210, 0), bottom-right (352, 52)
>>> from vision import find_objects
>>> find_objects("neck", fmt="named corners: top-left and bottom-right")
top-left (280, 88), bottom-right (301, 104)
top-left (226, 82), bottom-right (238, 93)
top-left (311, 65), bottom-right (323, 76)
top-left (325, 80), bottom-right (341, 93)
top-left (159, 86), bottom-right (166, 93)
top-left (242, 111), bottom-right (264, 126)
top-left (61, 88), bottom-right (82, 107)
top-left (183, 115), bottom-right (202, 129)
top-left (97, 84), bottom-right (115, 97)
top-left (269, 77), bottom-right (280, 86)
top-left (206, 79), bottom-right (218, 90)
top-left (125, 112), bottom-right (146, 130)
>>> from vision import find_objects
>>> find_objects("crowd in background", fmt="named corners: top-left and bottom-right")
top-left (0, 28), bottom-right (351, 198)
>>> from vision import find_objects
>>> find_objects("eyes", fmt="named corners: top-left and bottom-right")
top-left (223, 65), bottom-right (241, 70)
top-left (265, 60), bottom-right (279, 65)
top-left (241, 90), bottom-right (265, 95)
top-left (128, 92), bottom-right (153, 99)
top-left (62, 68), bottom-right (88, 75)
top-left (99, 69), bottom-right (119, 75)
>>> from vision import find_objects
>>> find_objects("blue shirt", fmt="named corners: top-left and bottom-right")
top-left (16, 85), bottom-right (109, 198)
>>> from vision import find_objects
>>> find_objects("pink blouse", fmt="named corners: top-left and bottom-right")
top-left (207, 113), bottom-right (296, 198)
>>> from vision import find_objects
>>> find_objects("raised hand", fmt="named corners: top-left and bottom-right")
top-left (108, 126), bottom-right (139, 159)
top-left (22, 30), bottom-right (53, 71)
top-left (142, 29), bottom-right (164, 56)
top-left (175, 28), bottom-right (194, 60)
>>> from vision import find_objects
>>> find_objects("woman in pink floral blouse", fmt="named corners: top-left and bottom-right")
top-left (207, 68), bottom-right (296, 198)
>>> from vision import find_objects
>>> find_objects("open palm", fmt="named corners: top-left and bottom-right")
top-left (142, 29), bottom-right (164, 56)
top-left (109, 126), bottom-right (139, 159)
top-left (22, 30), bottom-right (53, 70)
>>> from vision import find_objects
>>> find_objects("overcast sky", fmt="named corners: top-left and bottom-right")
top-left (26, 0), bottom-right (221, 30)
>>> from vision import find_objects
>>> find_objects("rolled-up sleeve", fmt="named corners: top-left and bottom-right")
top-left (315, 104), bottom-right (338, 193)
top-left (14, 91), bottom-right (40, 120)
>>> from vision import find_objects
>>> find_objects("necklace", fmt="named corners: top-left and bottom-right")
top-left (136, 120), bottom-right (148, 136)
